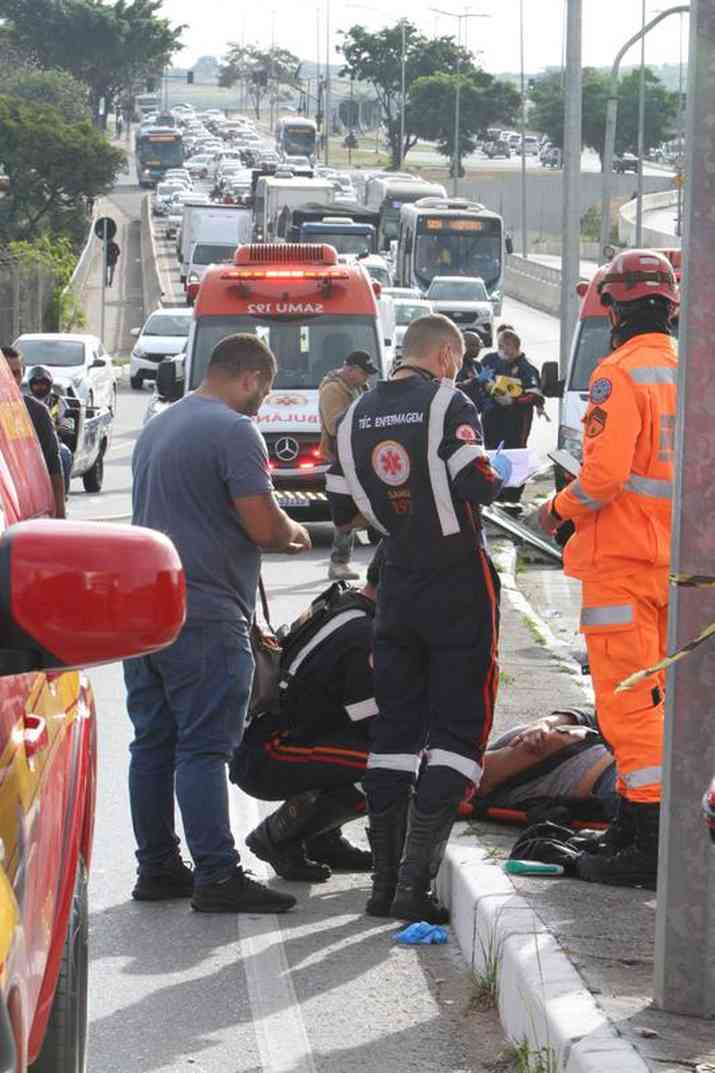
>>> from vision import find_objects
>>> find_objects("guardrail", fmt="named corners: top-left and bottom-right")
top-left (618, 190), bottom-right (680, 248)
top-left (504, 254), bottom-right (563, 316)
top-left (140, 194), bottom-right (165, 316)
top-left (59, 211), bottom-right (97, 330)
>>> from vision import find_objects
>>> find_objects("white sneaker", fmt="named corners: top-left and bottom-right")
top-left (328, 562), bottom-right (360, 581)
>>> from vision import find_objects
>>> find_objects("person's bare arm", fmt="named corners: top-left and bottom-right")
top-left (50, 473), bottom-right (66, 519)
top-left (478, 728), bottom-right (589, 798)
top-left (233, 493), bottom-right (311, 553)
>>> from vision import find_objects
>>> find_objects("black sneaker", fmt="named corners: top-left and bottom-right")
top-left (132, 858), bottom-right (194, 901)
top-left (191, 867), bottom-right (297, 914)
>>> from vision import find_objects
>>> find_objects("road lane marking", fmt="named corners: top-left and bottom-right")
top-left (229, 788), bottom-right (317, 1073)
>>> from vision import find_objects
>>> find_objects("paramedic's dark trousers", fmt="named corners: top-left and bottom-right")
top-left (365, 554), bottom-right (500, 810)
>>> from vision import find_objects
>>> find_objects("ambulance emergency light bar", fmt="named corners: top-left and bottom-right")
top-left (220, 243), bottom-right (349, 281)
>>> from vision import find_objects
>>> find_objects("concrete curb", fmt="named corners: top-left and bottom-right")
top-left (437, 844), bottom-right (650, 1073)
top-left (437, 543), bottom-right (646, 1071)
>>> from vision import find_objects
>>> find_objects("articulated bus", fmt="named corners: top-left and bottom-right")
top-left (136, 126), bottom-right (185, 187)
top-left (364, 177), bottom-right (447, 252)
top-left (275, 116), bottom-right (318, 160)
top-left (396, 197), bottom-right (505, 313)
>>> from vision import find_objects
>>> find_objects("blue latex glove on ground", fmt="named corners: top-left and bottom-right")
top-left (393, 922), bottom-right (449, 945)
top-left (491, 451), bottom-right (513, 485)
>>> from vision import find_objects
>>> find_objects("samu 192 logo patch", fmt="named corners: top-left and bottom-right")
top-left (590, 377), bottom-right (612, 404)
top-left (456, 424), bottom-right (477, 442)
top-left (372, 440), bottom-right (410, 486)
top-left (585, 406), bottom-right (608, 439)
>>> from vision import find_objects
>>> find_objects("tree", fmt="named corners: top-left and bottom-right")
top-left (0, 95), bottom-right (125, 242)
top-left (339, 22), bottom-right (483, 169)
top-left (0, 0), bottom-right (185, 125)
top-left (615, 68), bottom-right (678, 155)
top-left (409, 71), bottom-right (520, 162)
top-left (218, 44), bottom-right (300, 121)
top-left (0, 68), bottom-right (91, 124)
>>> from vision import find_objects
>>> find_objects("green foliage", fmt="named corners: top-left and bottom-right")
top-left (0, 67), bottom-right (91, 124)
top-left (340, 21), bottom-right (488, 169)
top-left (0, 95), bottom-right (125, 242)
top-left (218, 44), bottom-right (301, 121)
top-left (409, 71), bottom-right (520, 160)
top-left (7, 233), bottom-right (86, 330)
top-left (0, 0), bottom-right (185, 123)
top-left (528, 66), bottom-right (678, 166)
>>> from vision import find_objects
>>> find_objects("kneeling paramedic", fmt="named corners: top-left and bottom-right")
top-left (230, 553), bottom-right (385, 882)
top-left (537, 249), bottom-right (678, 889)
top-left (327, 314), bottom-right (511, 924)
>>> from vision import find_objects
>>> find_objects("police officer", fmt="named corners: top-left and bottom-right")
top-left (230, 553), bottom-right (384, 882)
top-left (537, 249), bottom-right (679, 889)
top-left (327, 314), bottom-right (512, 923)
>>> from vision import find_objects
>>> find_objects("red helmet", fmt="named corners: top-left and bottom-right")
top-left (598, 249), bottom-right (680, 309)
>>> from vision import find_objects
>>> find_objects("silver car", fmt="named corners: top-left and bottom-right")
top-left (425, 276), bottom-right (495, 346)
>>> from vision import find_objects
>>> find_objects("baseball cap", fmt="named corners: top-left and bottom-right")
top-left (345, 350), bottom-right (378, 375)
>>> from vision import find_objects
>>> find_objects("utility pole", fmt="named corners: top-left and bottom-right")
top-left (325, 0), bottom-right (331, 166)
top-left (558, 0), bottom-right (582, 377)
top-left (654, 0), bottom-right (715, 1018)
top-left (399, 19), bottom-right (406, 170)
top-left (676, 11), bottom-right (686, 236)
top-left (519, 0), bottom-right (528, 256)
top-left (635, 0), bottom-right (647, 245)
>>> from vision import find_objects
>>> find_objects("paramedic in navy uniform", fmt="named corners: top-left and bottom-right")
top-left (326, 313), bottom-right (512, 924)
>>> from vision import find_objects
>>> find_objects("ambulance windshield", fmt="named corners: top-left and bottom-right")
top-left (191, 314), bottom-right (381, 389)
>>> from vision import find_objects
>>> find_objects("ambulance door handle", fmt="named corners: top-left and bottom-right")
top-left (23, 715), bottom-right (49, 758)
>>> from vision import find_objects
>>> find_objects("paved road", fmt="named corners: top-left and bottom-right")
top-left (409, 144), bottom-right (674, 178)
top-left (83, 176), bottom-right (524, 1073)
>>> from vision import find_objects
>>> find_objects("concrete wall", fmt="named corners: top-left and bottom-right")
top-left (618, 190), bottom-right (681, 248)
top-left (60, 211), bottom-right (98, 330)
top-left (140, 194), bottom-right (165, 316)
top-left (504, 254), bottom-right (562, 317)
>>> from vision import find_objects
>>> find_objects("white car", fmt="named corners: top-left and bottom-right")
top-left (425, 276), bottom-right (495, 345)
top-left (393, 298), bottom-right (434, 357)
top-left (15, 333), bottom-right (116, 411)
top-left (129, 307), bottom-right (193, 390)
top-left (359, 255), bottom-right (394, 288)
top-left (184, 155), bottom-right (212, 178)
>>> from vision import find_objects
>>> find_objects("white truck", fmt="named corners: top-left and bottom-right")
top-left (179, 202), bottom-right (252, 285)
top-left (253, 176), bottom-right (336, 243)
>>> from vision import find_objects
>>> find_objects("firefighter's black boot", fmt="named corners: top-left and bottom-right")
top-left (577, 802), bottom-right (660, 890)
top-left (365, 795), bottom-right (409, 917)
top-left (569, 795), bottom-right (636, 856)
top-left (389, 797), bottom-right (461, 925)
top-left (300, 787), bottom-right (372, 872)
top-left (246, 791), bottom-right (331, 883)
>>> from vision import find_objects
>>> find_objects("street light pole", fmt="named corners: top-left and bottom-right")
top-left (598, 5), bottom-right (689, 258)
top-left (559, 0), bottom-right (582, 377)
top-left (676, 11), bottom-right (686, 235)
top-left (325, 0), bottom-right (331, 166)
top-left (519, 0), bottom-right (528, 256)
top-left (399, 19), bottom-right (406, 170)
top-left (635, 0), bottom-right (647, 245)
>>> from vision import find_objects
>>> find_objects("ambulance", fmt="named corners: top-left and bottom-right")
top-left (541, 248), bottom-right (682, 488)
top-left (156, 243), bottom-right (388, 517)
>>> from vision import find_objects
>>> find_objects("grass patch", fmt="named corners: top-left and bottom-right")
top-left (522, 614), bottom-right (548, 647)
top-left (499, 670), bottom-right (515, 686)
top-left (505, 1040), bottom-right (558, 1073)
top-left (112, 354), bottom-right (130, 366)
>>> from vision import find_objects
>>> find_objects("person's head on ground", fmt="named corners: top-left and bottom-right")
top-left (341, 350), bottom-right (377, 388)
top-left (27, 364), bottom-right (54, 401)
top-left (399, 314), bottom-right (464, 383)
top-left (2, 346), bottom-right (23, 387)
top-left (201, 334), bottom-right (277, 416)
top-left (462, 331), bottom-right (482, 362)
top-left (498, 329), bottom-right (521, 362)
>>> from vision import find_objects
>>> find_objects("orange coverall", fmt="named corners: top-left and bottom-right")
top-left (550, 332), bottom-right (677, 804)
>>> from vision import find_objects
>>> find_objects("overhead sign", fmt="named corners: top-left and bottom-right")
top-left (94, 216), bottom-right (117, 241)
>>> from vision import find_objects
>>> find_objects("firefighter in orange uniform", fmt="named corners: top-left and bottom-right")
top-left (537, 249), bottom-right (679, 888)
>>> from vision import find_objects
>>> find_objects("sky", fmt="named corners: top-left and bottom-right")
top-left (161, 0), bottom-right (689, 74)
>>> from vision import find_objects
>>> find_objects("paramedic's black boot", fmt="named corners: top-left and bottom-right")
top-left (303, 788), bottom-right (372, 872)
top-left (390, 797), bottom-right (461, 925)
top-left (246, 792), bottom-right (332, 883)
top-left (577, 802), bottom-right (660, 890)
top-left (569, 795), bottom-right (636, 856)
top-left (365, 795), bottom-right (409, 917)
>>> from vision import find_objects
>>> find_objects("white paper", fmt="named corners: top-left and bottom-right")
top-left (486, 448), bottom-right (537, 487)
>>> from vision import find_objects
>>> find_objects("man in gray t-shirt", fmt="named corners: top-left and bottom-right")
top-left (124, 333), bottom-right (311, 915)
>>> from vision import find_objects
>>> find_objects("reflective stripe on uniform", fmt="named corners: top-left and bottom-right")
top-left (336, 399), bottom-right (389, 535)
top-left (325, 473), bottom-right (350, 495)
top-left (625, 474), bottom-right (673, 499)
top-left (345, 697), bottom-right (379, 722)
top-left (622, 765), bottom-right (662, 789)
top-left (570, 479), bottom-right (604, 512)
top-left (580, 604), bottom-right (634, 628)
top-left (447, 443), bottom-right (487, 480)
top-left (426, 748), bottom-right (482, 784)
top-left (428, 383), bottom-right (461, 536)
top-left (286, 609), bottom-right (366, 677)
top-left (628, 367), bottom-right (677, 386)
top-left (367, 752), bottom-right (419, 774)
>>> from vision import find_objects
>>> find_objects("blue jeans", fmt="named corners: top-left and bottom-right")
top-left (59, 443), bottom-right (72, 490)
top-left (124, 618), bottom-right (254, 886)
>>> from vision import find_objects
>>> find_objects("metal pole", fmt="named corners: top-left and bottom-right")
top-left (453, 46), bottom-right (461, 196)
top-left (519, 0), bottom-right (528, 257)
top-left (676, 11), bottom-right (686, 236)
top-left (654, 0), bottom-right (715, 1018)
top-left (100, 220), bottom-right (107, 346)
top-left (325, 0), bottom-right (331, 166)
top-left (399, 20), bottom-right (406, 171)
top-left (598, 5), bottom-right (689, 258)
top-left (558, 0), bottom-right (582, 377)
top-left (635, 0), bottom-right (647, 245)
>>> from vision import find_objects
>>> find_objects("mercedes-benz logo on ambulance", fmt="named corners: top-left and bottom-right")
top-left (275, 437), bottom-right (300, 463)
